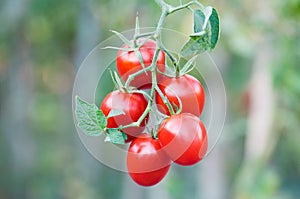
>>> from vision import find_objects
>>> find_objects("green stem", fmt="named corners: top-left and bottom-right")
top-left (128, 89), bottom-right (151, 100)
top-left (193, 0), bottom-right (205, 9)
top-left (121, 0), bottom-right (206, 129)
top-left (154, 1), bottom-right (198, 67)
top-left (155, 85), bottom-right (175, 115)
top-left (160, 43), bottom-right (177, 67)
top-left (120, 49), bottom-right (161, 130)
top-left (154, 8), bottom-right (168, 38)
top-left (168, 1), bottom-right (195, 14)
top-left (124, 65), bottom-right (151, 88)
top-left (124, 5), bottom-right (168, 88)
top-left (134, 31), bottom-right (156, 40)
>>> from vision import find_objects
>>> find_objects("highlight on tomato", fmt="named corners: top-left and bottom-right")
top-left (100, 90), bottom-right (149, 142)
top-left (158, 113), bottom-right (208, 166)
top-left (156, 74), bottom-right (205, 116)
top-left (116, 39), bottom-right (165, 89)
top-left (127, 134), bottom-right (171, 186)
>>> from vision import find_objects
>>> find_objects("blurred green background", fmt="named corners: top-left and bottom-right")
top-left (1, 0), bottom-right (300, 199)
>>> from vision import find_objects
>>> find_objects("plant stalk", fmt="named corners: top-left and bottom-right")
top-left (120, 0), bottom-right (206, 130)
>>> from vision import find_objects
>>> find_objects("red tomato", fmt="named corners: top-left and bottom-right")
top-left (155, 74), bottom-right (205, 116)
top-left (158, 113), bottom-right (207, 166)
top-left (100, 90), bottom-right (148, 142)
top-left (116, 39), bottom-right (165, 89)
top-left (127, 134), bottom-right (171, 186)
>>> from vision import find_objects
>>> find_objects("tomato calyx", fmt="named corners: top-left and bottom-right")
top-left (159, 55), bottom-right (198, 79)
top-left (156, 74), bottom-right (205, 117)
top-left (117, 39), bottom-right (165, 89)
top-left (109, 69), bottom-right (127, 93)
top-left (107, 30), bottom-right (157, 70)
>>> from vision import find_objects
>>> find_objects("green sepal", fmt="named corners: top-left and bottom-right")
top-left (110, 30), bottom-right (131, 46)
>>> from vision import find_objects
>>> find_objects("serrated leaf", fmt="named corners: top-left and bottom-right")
top-left (122, 133), bottom-right (128, 140)
top-left (75, 96), bottom-right (105, 136)
top-left (180, 31), bottom-right (210, 57)
top-left (96, 109), bottom-right (107, 129)
top-left (209, 8), bottom-right (220, 49)
top-left (194, 10), bottom-right (205, 33)
top-left (106, 129), bottom-right (126, 144)
top-left (107, 109), bottom-right (125, 118)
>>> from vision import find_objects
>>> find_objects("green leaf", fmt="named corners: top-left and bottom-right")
top-left (194, 10), bottom-right (205, 33)
top-left (209, 8), bottom-right (220, 49)
top-left (122, 133), bottom-right (128, 140)
top-left (96, 109), bottom-right (107, 129)
top-left (180, 7), bottom-right (220, 57)
top-left (75, 96), bottom-right (106, 136)
top-left (180, 31), bottom-right (210, 57)
top-left (107, 109), bottom-right (125, 118)
top-left (106, 129), bottom-right (126, 144)
top-left (202, 6), bottom-right (213, 29)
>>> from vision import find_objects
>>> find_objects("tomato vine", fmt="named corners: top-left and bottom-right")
top-left (74, 0), bottom-right (220, 187)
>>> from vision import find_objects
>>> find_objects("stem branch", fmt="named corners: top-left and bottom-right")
top-left (121, 49), bottom-right (161, 130)
top-left (120, 0), bottom-right (205, 129)
top-left (169, 1), bottom-right (195, 14)
top-left (155, 85), bottom-right (175, 115)
top-left (124, 65), bottom-right (151, 88)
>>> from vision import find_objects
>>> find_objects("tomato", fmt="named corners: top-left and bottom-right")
top-left (116, 39), bottom-right (165, 89)
top-left (155, 74), bottom-right (205, 116)
top-left (100, 90), bottom-right (148, 142)
top-left (127, 134), bottom-right (171, 186)
top-left (158, 113), bottom-right (207, 166)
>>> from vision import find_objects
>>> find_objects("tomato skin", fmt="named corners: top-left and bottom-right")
top-left (156, 74), bottom-right (205, 116)
top-left (127, 134), bottom-right (171, 186)
top-left (158, 113), bottom-right (207, 166)
top-left (100, 91), bottom-right (148, 142)
top-left (116, 39), bottom-right (165, 89)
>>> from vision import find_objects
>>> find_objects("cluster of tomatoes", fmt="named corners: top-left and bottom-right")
top-left (100, 39), bottom-right (207, 187)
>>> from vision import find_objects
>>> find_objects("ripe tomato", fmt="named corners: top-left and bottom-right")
top-left (116, 39), bottom-right (165, 89)
top-left (158, 113), bottom-right (207, 166)
top-left (127, 134), bottom-right (171, 186)
top-left (155, 74), bottom-right (205, 116)
top-left (100, 90), bottom-right (148, 142)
